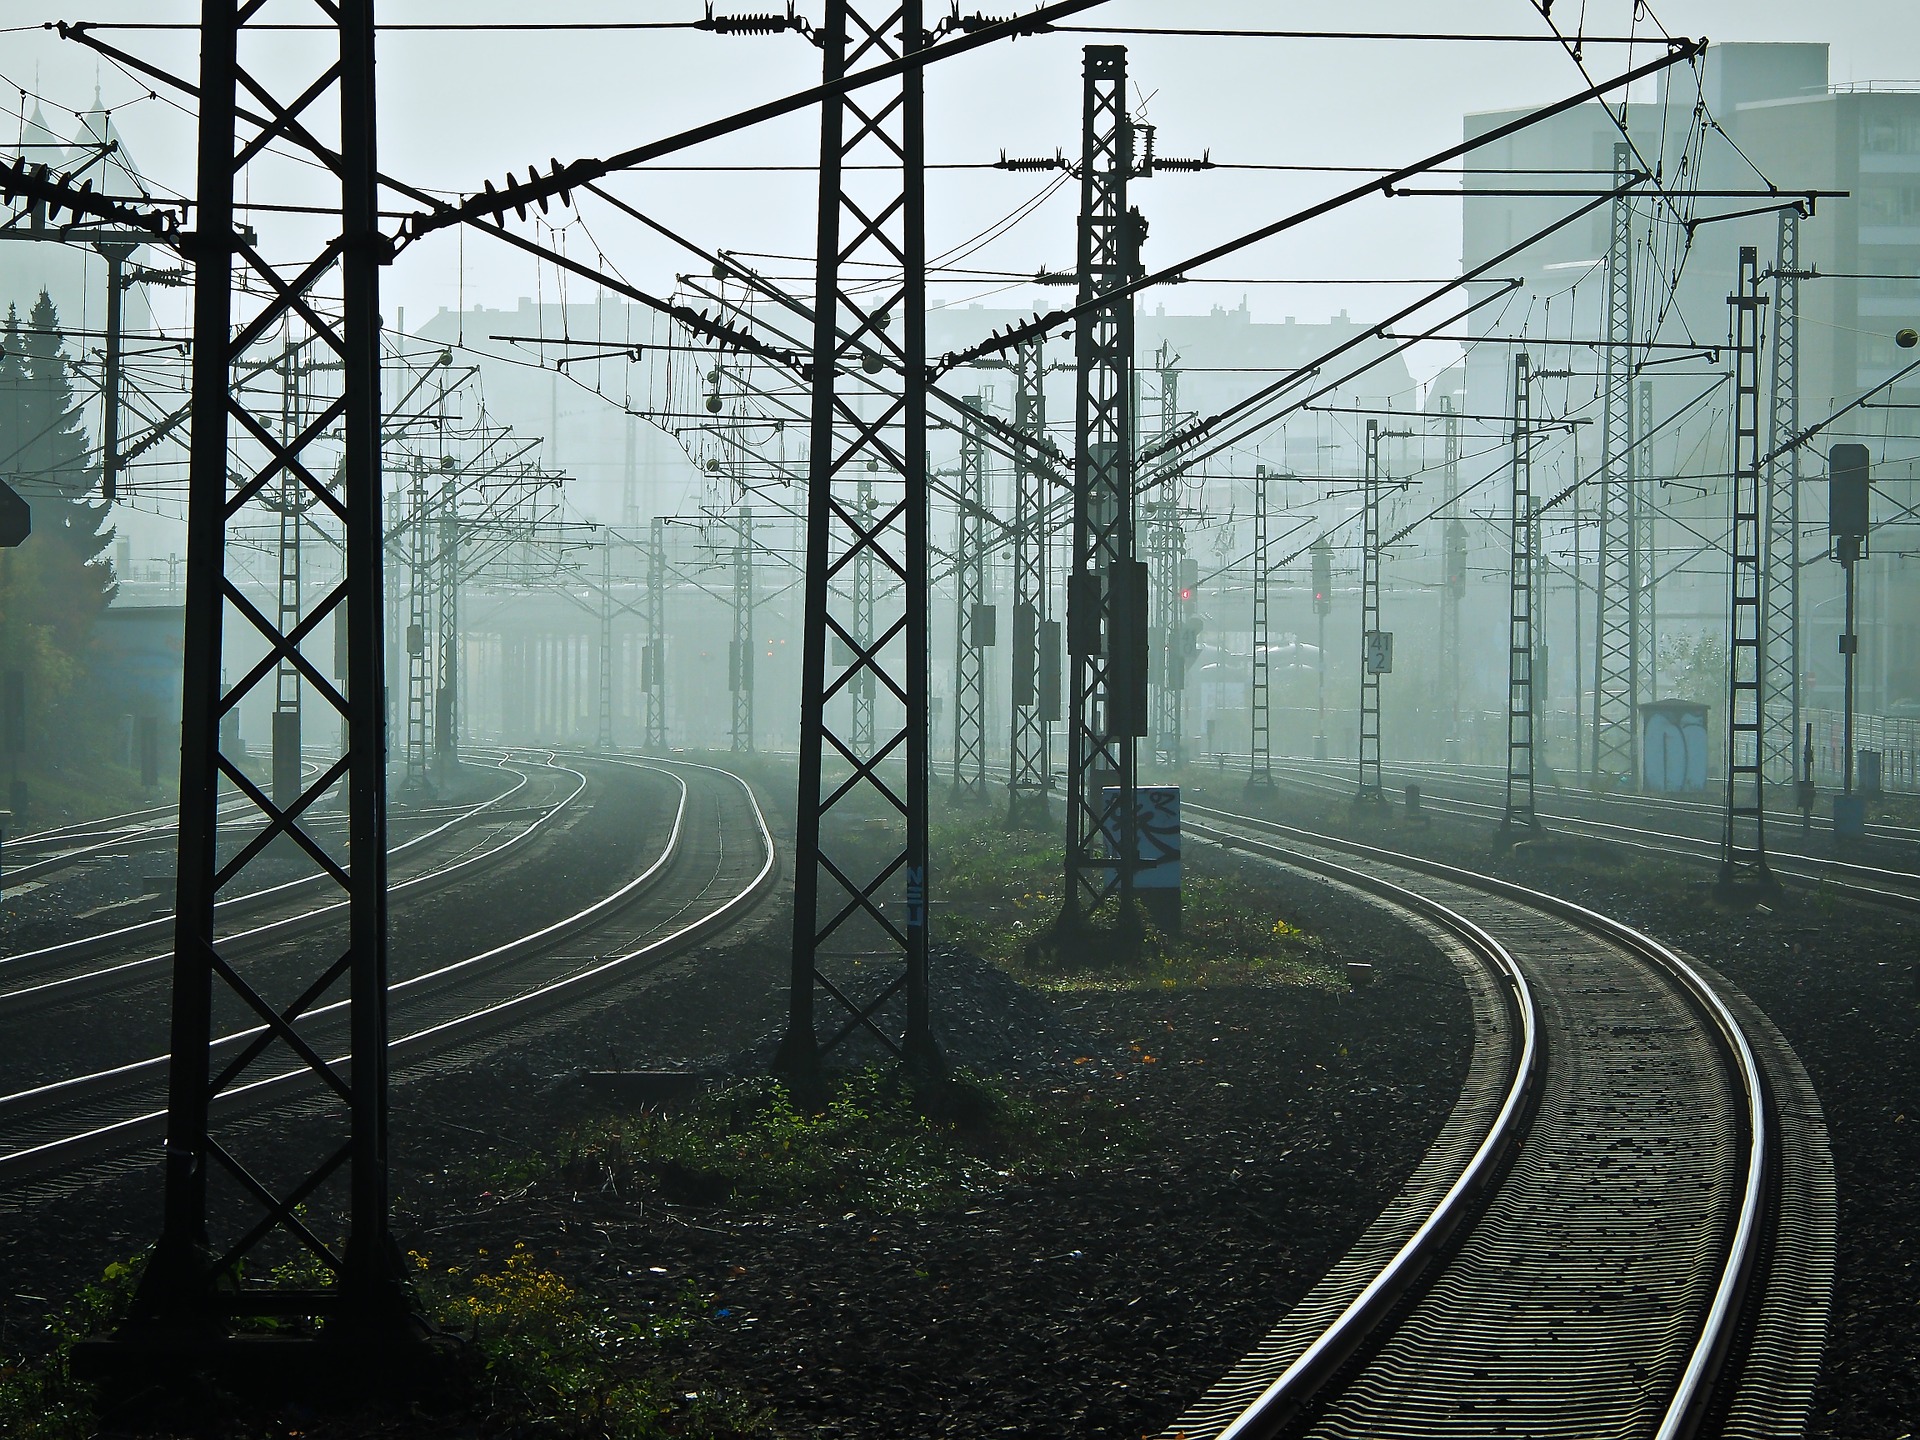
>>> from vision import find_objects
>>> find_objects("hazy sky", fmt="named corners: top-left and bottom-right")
top-left (8, 0), bottom-right (1920, 384)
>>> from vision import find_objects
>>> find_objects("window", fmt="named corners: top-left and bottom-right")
top-left (1862, 110), bottom-right (1920, 154)
top-left (1859, 184), bottom-right (1920, 226)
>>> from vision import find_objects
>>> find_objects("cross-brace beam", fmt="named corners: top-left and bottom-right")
top-left (1248, 469), bottom-right (1274, 792)
top-left (97, 0), bottom-right (410, 1354)
top-left (1356, 421), bottom-right (1386, 803)
top-left (780, 0), bottom-right (940, 1076)
top-left (1722, 245), bottom-right (1773, 888)
top-left (1592, 142), bottom-right (1636, 783)
top-left (1761, 208), bottom-right (1803, 786)
top-left (1006, 338), bottom-right (1054, 827)
top-left (951, 395), bottom-right (989, 799)
top-left (1503, 353), bottom-right (1541, 837)
top-left (1056, 45), bottom-right (1147, 940)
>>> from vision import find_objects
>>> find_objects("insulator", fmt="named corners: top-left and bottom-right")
top-left (995, 149), bottom-right (1065, 173)
top-left (705, 12), bottom-right (795, 33)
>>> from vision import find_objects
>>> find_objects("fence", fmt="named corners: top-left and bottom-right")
top-left (1806, 707), bottom-right (1920, 794)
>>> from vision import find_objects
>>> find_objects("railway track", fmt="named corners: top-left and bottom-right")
top-left (0, 759), bottom-right (334, 892)
top-left (1156, 800), bottom-right (1834, 1439)
top-left (1259, 752), bottom-right (1920, 850)
top-left (1230, 755), bottom-right (1920, 913)
top-left (0, 752), bottom-right (584, 1036)
top-left (0, 755), bottom-right (777, 1187)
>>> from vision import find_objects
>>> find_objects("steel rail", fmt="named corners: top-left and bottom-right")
top-left (1184, 801), bottom-right (1770, 1439)
top-left (0, 759), bottom-right (776, 1184)
top-left (1180, 818), bottom-right (1540, 1434)
top-left (0, 761), bottom-right (328, 886)
top-left (1247, 755), bottom-right (1920, 914)
top-left (0, 752), bottom-right (555, 981)
top-left (0, 757), bottom-right (584, 1018)
top-left (1262, 752), bottom-right (1920, 848)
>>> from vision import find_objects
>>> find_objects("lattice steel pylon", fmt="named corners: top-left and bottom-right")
top-left (731, 503), bottom-right (753, 754)
top-left (435, 464), bottom-right (459, 775)
top-left (852, 471), bottom-right (877, 753)
top-left (109, 0), bottom-right (410, 1349)
top-left (1248, 468), bottom-right (1275, 792)
top-left (1503, 354), bottom-right (1541, 836)
top-left (1761, 207), bottom-right (1803, 785)
top-left (1593, 142), bottom-right (1637, 785)
top-left (270, 340), bottom-right (305, 813)
top-left (1006, 337), bottom-right (1054, 827)
top-left (1439, 398), bottom-right (1466, 754)
top-left (1057, 44), bottom-right (1147, 939)
top-left (780, 0), bottom-right (940, 1076)
top-left (643, 516), bottom-right (667, 749)
top-left (402, 453), bottom-right (434, 794)
top-left (1723, 245), bottom-right (1773, 888)
top-left (1633, 376), bottom-right (1658, 718)
top-left (1147, 346), bottom-right (1184, 767)
top-left (1147, 494), bottom-right (1185, 768)
top-left (1356, 421), bottom-right (1386, 803)
top-left (951, 394), bottom-right (989, 799)
top-left (597, 533), bottom-right (615, 753)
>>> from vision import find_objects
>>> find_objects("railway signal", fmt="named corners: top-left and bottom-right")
top-left (0, 480), bottom-right (27, 548)
top-left (1830, 441), bottom-right (1871, 838)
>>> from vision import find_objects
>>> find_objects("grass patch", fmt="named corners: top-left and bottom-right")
top-left (0, 1255), bottom-right (140, 1439)
top-left (0, 1247), bottom-right (765, 1440)
top-left (930, 815), bottom-right (1340, 992)
top-left (558, 1066), bottom-right (1140, 1213)
top-left (427, 1245), bottom-right (764, 1439)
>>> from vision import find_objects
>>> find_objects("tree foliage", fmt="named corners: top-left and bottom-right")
top-left (0, 291), bottom-right (117, 766)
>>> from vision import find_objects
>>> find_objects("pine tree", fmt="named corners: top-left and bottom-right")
top-left (0, 304), bottom-right (23, 465)
top-left (0, 291), bottom-right (115, 652)
top-left (9, 291), bottom-right (116, 600)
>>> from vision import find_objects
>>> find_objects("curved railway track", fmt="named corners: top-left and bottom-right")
top-left (1156, 800), bottom-right (1834, 1440)
top-left (0, 755), bottom-right (777, 1188)
top-left (1234, 755), bottom-right (1920, 913)
top-left (0, 759), bottom-right (331, 891)
top-left (0, 752), bottom-right (584, 1027)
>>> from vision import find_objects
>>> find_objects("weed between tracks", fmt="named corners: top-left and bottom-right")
top-left (557, 1066), bottom-right (1143, 1212)
top-left (931, 818), bottom-right (1340, 992)
top-left (0, 1246), bottom-right (764, 1439)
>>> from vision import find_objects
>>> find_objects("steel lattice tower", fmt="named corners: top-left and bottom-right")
top-left (1148, 496), bottom-right (1185, 767)
top-left (1503, 354), bottom-right (1541, 835)
top-left (115, 0), bottom-right (408, 1346)
top-left (1356, 422), bottom-right (1386, 802)
top-left (1723, 246), bottom-right (1772, 886)
top-left (780, 0), bottom-right (939, 1075)
top-left (270, 342), bottom-right (305, 813)
top-left (1058, 45), bottom-right (1147, 936)
top-left (1593, 143), bottom-right (1637, 783)
top-left (951, 395), bottom-right (989, 798)
top-left (435, 466), bottom-right (459, 773)
top-left (1006, 337), bottom-right (1053, 827)
top-left (644, 516), bottom-right (667, 749)
top-left (402, 454), bottom-right (434, 792)
top-left (1761, 208), bottom-right (1802, 785)
top-left (597, 534), bottom-right (615, 753)
top-left (1248, 469), bottom-right (1274, 792)
top-left (1633, 376), bottom-right (1658, 718)
top-left (1148, 349), bottom-right (1184, 766)
top-left (1439, 398), bottom-right (1465, 756)
top-left (852, 472), bottom-right (876, 753)
top-left (731, 504), bottom-right (753, 754)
